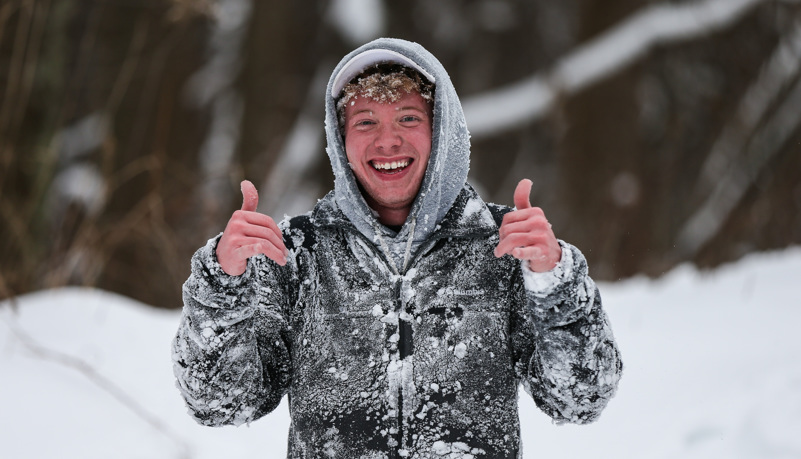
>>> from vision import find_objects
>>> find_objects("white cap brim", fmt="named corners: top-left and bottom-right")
top-left (332, 49), bottom-right (435, 97)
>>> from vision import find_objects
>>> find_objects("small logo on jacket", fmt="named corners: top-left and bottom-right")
top-left (437, 287), bottom-right (485, 297)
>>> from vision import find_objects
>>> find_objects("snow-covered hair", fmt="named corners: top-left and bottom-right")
top-left (336, 63), bottom-right (435, 134)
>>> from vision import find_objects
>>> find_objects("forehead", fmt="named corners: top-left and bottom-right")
top-left (345, 91), bottom-right (430, 115)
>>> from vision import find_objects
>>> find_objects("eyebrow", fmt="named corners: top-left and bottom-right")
top-left (349, 106), bottom-right (428, 117)
top-left (395, 106), bottom-right (427, 113)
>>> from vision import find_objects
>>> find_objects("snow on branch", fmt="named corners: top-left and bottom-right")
top-left (259, 63), bottom-right (330, 218)
top-left (187, 0), bottom-right (252, 229)
top-left (675, 20), bottom-right (801, 256)
top-left (463, 0), bottom-right (770, 138)
top-left (693, 19), bottom-right (801, 199)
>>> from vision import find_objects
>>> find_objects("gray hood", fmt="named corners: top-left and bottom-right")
top-left (324, 38), bottom-right (471, 272)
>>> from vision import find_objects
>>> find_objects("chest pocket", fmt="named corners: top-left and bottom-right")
top-left (410, 236), bottom-right (517, 366)
top-left (309, 268), bottom-right (392, 361)
top-left (422, 288), bottom-right (507, 339)
top-left (412, 281), bottom-right (515, 389)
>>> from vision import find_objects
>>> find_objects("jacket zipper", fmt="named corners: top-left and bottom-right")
top-left (340, 230), bottom-right (412, 456)
top-left (340, 228), bottom-right (494, 456)
top-left (392, 237), bottom-right (441, 455)
top-left (395, 279), bottom-right (409, 454)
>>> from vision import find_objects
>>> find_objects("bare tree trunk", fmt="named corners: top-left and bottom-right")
top-left (2, 0), bottom-right (799, 308)
top-left (0, 0), bottom-right (212, 308)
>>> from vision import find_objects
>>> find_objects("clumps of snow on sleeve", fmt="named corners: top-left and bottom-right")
top-left (520, 240), bottom-right (573, 297)
top-left (518, 240), bottom-right (622, 425)
top-left (172, 234), bottom-right (294, 428)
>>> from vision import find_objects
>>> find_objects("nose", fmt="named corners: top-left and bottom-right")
top-left (374, 124), bottom-right (402, 151)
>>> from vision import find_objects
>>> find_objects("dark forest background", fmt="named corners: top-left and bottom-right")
top-left (1, 0), bottom-right (799, 309)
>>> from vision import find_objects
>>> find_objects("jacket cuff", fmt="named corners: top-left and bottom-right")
top-left (193, 233), bottom-right (255, 290)
top-left (520, 240), bottom-right (574, 297)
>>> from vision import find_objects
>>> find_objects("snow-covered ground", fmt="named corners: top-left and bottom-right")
top-left (1, 248), bottom-right (800, 459)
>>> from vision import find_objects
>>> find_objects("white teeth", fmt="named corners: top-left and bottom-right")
top-left (372, 160), bottom-right (409, 171)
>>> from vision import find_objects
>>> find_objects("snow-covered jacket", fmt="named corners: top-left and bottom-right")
top-left (172, 38), bottom-right (622, 458)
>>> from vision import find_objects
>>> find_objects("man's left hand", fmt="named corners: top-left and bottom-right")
top-left (494, 179), bottom-right (562, 272)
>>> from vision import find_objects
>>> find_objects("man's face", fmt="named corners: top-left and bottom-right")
top-left (344, 90), bottom-right (433, 225)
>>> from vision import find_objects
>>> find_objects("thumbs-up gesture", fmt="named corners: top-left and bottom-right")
top-left (216, 180), bottom-right (288, 276)
top-left (494, 179), bottom-right (562, 273)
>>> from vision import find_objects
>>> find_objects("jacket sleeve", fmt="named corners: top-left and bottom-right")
top-left (171, 234), bottom-right (297, 427)
top-left (511, 240), bottom-right (622, 424)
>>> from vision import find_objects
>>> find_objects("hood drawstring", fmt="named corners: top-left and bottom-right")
top-left (402, 218), bottom-right (417, 273)
top-left (375, 217), bottom-right (417, 276)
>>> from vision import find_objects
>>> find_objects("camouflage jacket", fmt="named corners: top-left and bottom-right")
top-left (173, 185), bottom-right (622, 458)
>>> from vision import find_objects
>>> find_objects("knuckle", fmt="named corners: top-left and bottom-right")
top-left (231, 219), bottom-right (247, 231)
top-left (526, 217), bottom-right (548, 230)
top-left (530, 234), bottom-right (548, 246)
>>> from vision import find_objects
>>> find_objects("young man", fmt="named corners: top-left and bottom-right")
top-left (173, 38), bottom-right (622, 458)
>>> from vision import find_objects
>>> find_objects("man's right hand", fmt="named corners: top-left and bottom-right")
top-left (216, 180), bottom-right (288, 276)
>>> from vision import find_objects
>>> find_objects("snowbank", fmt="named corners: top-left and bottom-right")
top-left (1, 248), bottom-right (800, 458)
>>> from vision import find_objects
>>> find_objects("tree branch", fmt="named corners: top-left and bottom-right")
top-left (462, 0), bottom-right (770, 138)
top-left (259, 62), bottom-right (329, 218)
top-left (675, 20), bottom-right (801, 256)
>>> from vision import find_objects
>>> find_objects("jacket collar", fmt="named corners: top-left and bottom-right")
top-left (312, 185), bottom-right (498, 240)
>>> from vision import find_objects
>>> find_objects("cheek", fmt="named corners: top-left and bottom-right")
top-left (344, 139), bottom-right (360, 165)
top-left (344, 131), bottom-right (371, 160)
top-left (410, 124), bottom-right (432, 151)
top-left (344, 141), bottom-right (369, 183)
top-left (412, 133), bottom-right (432, 162)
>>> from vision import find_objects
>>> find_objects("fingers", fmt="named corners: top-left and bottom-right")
top-left (234, 241), bottom-right (287, 266)
top-left (218, 181), bottom-right (289, 274)
top-left (512, 246), bottom-right (545, 262)
top-left (515, 247), bottom-right (559, 272)
top-left (499, 209), bottom-right (547, 236)
top-left (224, 213), bottom-right (288, 259)
top-left (495, 183), bottom-right (561, 270)
top-left (218, 232), bottom-right (288, 274)
top-left (238, 224), bottom-right (288, 255)
top-left (513, 179), bottom-right (533, 210)
top-left (241, 180), bottom-right (259, 212)
top-left (494, 232), bottom-right (550, 258)
top-left (232, 213), bottom-right (286, 254)
top-left (236, 180), bottom-right (285, 251)
top-left (239, 210), bottom-right (284, 241)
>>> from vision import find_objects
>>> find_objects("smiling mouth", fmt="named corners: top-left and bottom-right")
top-left (371, 159), bottom-right (411, 174)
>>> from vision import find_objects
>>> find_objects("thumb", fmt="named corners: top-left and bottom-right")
top-left (513, 179), bottom-right (532, 210)
top-left (240, 180), bottom-right (259, 212)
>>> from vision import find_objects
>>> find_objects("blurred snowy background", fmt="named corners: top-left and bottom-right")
top-left (2, 248), bottom-right (799, 458)
top-left (1, 0), bottom-right (800, 457)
